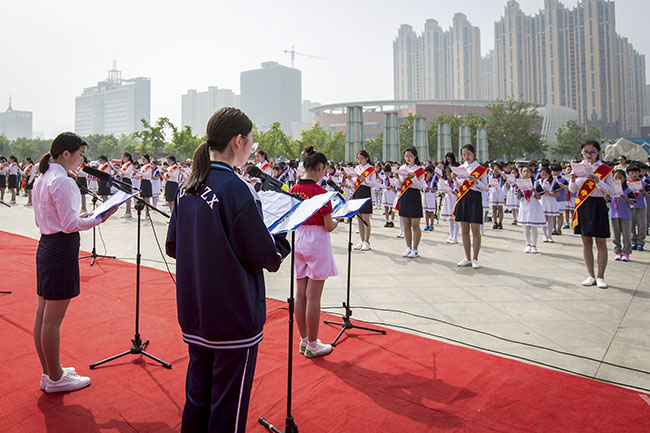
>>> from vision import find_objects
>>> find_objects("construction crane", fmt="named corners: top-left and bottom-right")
top-left (284, 46), bottom-right (325, 68)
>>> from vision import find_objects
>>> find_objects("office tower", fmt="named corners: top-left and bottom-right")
top-left (181, 87), bottom-right (238, 137)
top-left (75, 68), bottom-right (150, 136)
top-left (0, 98), bottom-right (32, 140)
top-left (240, 61), bottom-right (301, 136)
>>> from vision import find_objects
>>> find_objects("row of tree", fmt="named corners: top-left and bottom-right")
top-left (0, 100), bottom-right (601, 163)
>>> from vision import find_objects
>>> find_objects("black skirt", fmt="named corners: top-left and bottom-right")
top-left (574, 196), bottom-right (610, 238)
top-left (25, 178), bottom-right (35, 191)
top-left (76, 177), bottom-right (88, 194)
top-left (8, 174), bottom-right (18, 189)
top-left (140, 179), bottom-right (152, 198)
top-left (398, 188), bottom-right (423, 218)
top-left (36, 232), bottom-right (81, 300)
top-left (454, 189), bottom-right (483, 224)
top-left (98, 177), bottom-right (112, 196)
top-left (352, 185), bottom-right (373, 214)
top-left (0, 175), bottom-right (5, 188)
top-left (165, 181), bottom-right (178, 201)
top-left (121, 177), bottom-right (132, 193)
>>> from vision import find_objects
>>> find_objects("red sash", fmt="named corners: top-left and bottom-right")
top-left (261, 162), bottom-right (272, 173)
top-left (353, 166), bottom-right (376, 194)
top-left (452, 164), bottom-right (488, 218)
top-left (395, 167), bottom-right (426, 211)
top-left (21, 165), bottom-right (33, 188)
top-left (572, 163), bottom-right (613, 229)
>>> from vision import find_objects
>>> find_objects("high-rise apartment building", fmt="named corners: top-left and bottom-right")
top-left (75, 68), bottom-right (150, 137)
top-left (393, 14), bottom-right (482, 101)
top-left (240, 61), bottom-right (302, 136)
top-left (0, 98), bottom-right (32, 140)
top-left (492, 0), bottom-right (646, 136)
top-left (181, 87), bottom-right (239, 137)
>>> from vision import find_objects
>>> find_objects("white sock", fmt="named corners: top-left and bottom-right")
top-left (300, 336), bottom-right (308, 345)
top-left (524, 226), bottom-right (532, 244)
top-left (531, 227), bottom-right (538, 245)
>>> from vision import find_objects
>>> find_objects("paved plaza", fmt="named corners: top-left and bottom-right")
top-left (2, 193), bottom-right (649, 393)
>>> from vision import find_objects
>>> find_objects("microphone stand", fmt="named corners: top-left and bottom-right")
top-left (89, 177), bottom-right (171, 370)
top-left (0, 198), bottom-right (10, 208)
top-left (259, 185), bottom-right (304, 433)
top-left (78, 185), bottom-right (116, 266)
top-left (323, 207), bottom-right (386, 347)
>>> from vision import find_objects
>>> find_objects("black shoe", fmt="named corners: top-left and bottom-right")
top-left (389, 221), bottom-right (395, 227)
top-left (498, 223), bottom-right (503, 229)
top-left (384, 221), bottom-right (390, 228)
top-left (492, 223), bottom-right (498, 229)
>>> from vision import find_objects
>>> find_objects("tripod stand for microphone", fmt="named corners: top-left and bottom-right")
top-left (79, 189), bottom-right (115, 266)
top-left (324, 201), bottom-right (386, 347)
top-left (89, 179), bottom-right (172, 370)
top-left (0, 198), bottom-right (10, 208)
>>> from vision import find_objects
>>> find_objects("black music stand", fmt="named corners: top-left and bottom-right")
top-left (258, 189), bottom-right (335, 433)
top-left (89, 177), bottom-right (172, 370)
top-left (324, 198), bottom-right (386, 346)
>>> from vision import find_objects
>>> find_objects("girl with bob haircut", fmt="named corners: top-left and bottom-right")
top-left (289, 146), bottom-right (339, 358)
top-left (166, 106), bottom-right (289, 433)
top-left (32, 132), bottom-right (116, 393)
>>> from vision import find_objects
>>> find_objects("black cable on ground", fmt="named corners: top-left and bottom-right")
top-left (318, 307), bottom-right (650, 394)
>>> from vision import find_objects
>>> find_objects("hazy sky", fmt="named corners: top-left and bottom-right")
top-left (1, 0), bottom-right (647, 138)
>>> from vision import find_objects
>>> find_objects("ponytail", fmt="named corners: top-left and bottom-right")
top-left (39, 152), bottom-right (52, 174)
top-left (183, 142), bottom-right (211, 195)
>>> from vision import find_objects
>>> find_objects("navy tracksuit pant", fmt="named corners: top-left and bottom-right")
top-left (181, 343), bottom-right (259, 433)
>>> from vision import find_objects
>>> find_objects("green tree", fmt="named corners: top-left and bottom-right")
top-left (135, 117), bottom-right (173, 156)
top-left (399, 114), bottom-right (416, 156)
top-left (298, 123), bottom-right (329, 150)
top-left (96, 135), bottom-right (119, 159)
top-left (485, 99), bottom-right (543, 160)
top-left (322, 131), bottom-right (346, 162)
top-left (168, 125), bottom-right (202, 160)
top-left (257, 122), bottom-right (299, 159)
top-left (364, 133), bottom-right (384, 162)
top-left (553, 120), bottom-right (602, 160)
top-left (11, 138), bottom-right (50, 161)
top-left (117, 133), bottom-right (141, 157)
top-left (0, 134), bottom-right (9, 154)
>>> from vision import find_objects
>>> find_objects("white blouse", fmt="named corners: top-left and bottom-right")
top-left (396, 164), bottom-right (425, 190)
top-left (454, 160), bottom-right (489, 192)
top-left (33, 163), bottom-right (100, 235)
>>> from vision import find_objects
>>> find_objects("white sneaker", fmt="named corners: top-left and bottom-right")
top-left (304, 339), bottom-right (333, 358)
top-left (402, 248), bottom-right (412, 257)
top-left (530, 246), bottom-right (538, 254)
top-left (40, 367), bottom-right (76, 391)
top-left (582, 276), bottom-right (596, 286)
top-left (457, 259), bottom-right (472, 267)
top-left (396, 232), bottom-right (404, 238)
top-left (548, 237), bottom-right (554, 243)
top-left (524, 245), bottom-right (532, 253)
top-left (408, 249), bottom-right (419, 258)
top-left (44, 369), bottom-right (90, 393)
top-left (360, 241), bottom-right (371, 251)
top-left (596, 278), bottom-right (608, 289)
top-left (121, 213), bottom-right (132, 218)
top-left (543, 237), bottom-right (550, 243)
top-left (450, 238), bottom-right (458, 244)
top-left (353, 242), bottom-right (364, 250)
top-left (446, 237), bottom-right (453, 244)
top-left (299, 337), bottom-right (308, 355)
top-left (471, 260), bottom-right (481, 269)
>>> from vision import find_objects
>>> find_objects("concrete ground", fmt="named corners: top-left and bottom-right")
top-left (2, 192), bottom-right (649, 393)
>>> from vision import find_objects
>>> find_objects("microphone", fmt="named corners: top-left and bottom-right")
top-left (246, 166), bottom-right (287, 191)
top-left (82, 165), bottom-right (112, 181)
top-left (326, 179), bottom-right (345, 195)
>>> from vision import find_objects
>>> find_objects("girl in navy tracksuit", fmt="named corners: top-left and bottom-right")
top-left (166, 107), bottom-right (290, 433)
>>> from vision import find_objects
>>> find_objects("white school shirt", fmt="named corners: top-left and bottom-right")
top-left (8, 162), bottom-right (18, 175)
top-left (0, 163), bottom-right (7, 176)
top-left (568, 160), bottom-right (615, 198)
top-left (354, 163), bottom-right (378, 188)
top-left (166, 164), bottom-right (181, 183)
top-left (23, 163), bottom-right (37, 183)
top-left (454, 161), bottom-right (488, 192)
top-left (140, 163), bottom-right (153, 181)
top-left (396, 164), bottom-right (426, 191)
top-left (120, 161), bottom-right (134, 179)
top-left (257, 160), bottom-right (273, 175)
top-left (33, 163), bottom-right (100, 235)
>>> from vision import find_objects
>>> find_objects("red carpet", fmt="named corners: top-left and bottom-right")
top-left (0, 230), bottom-right (648, 432)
